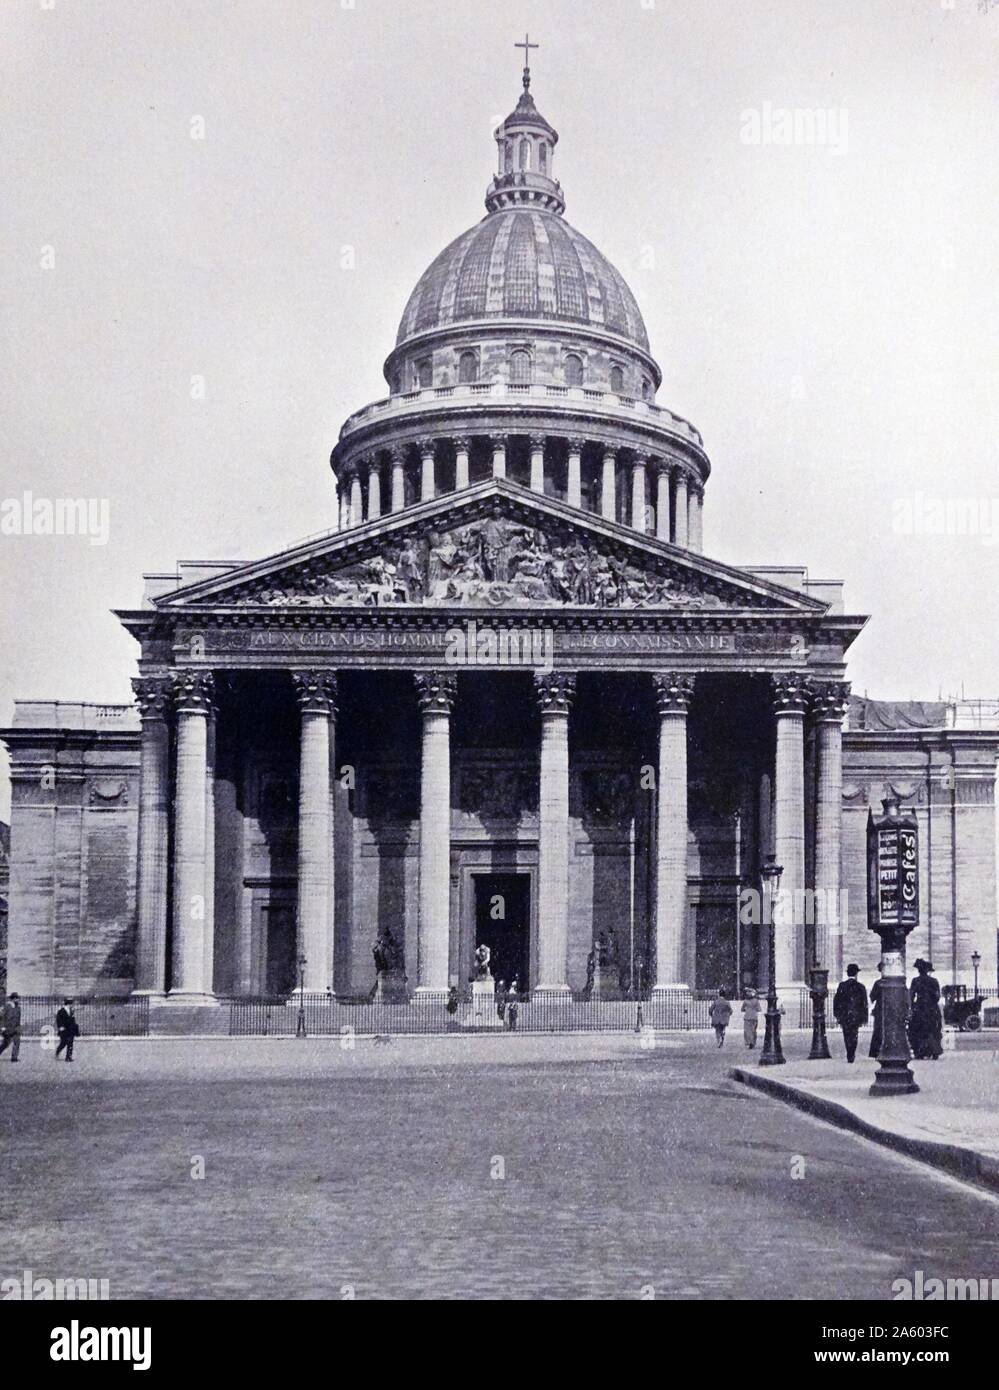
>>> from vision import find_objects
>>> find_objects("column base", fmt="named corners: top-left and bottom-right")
top-left (652, 983), bottom-right (690, 996)
top-left (532, 985), bottom-right (572, 1002)
top-left (129, 989), bottom-right (168, 1002)
top-left (413, 987), bottom-right (448, 1005)
top-left (161, 991), bottom-right (219, 1007)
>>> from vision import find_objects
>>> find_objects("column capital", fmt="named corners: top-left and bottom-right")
top-left (601, 443), bottom-right (618, 459)
top-left (170, 671), bottom-right (215, 714)
top-left (292, 670), bottom-right (338, 715)
top-left (414, 671), bottom-right (457, 714)
top-left (341, 458), bottom-right (358, 481)
top-left (388, 443), bottom-right (407, 464)
top-left (653, 672), bottom-right (695, 715)
top-left (771, 673), bottom-right (811, 715)
top-left (534, 672), bottom-right (576, 716)
top-left (451, 435), bottom-right (471, 453)
top-left (132, 676), bottom-right (170, 720)
top-left (416, 436), bottom-right (437, 459)
top-left (566, 435), bottom-right (586, 453)
top-left (653, 455), bottom-right (672, 477)
top-left (528, 432), bottom-right (546, 451)
top-left (631, 450), bottom-right (649, 467)
top-left (489, 433), bottom-right (508, 449)
top-left (810, 679), bottom-right (851, 723)
top-left (365, 454), bottom-right (381, 476)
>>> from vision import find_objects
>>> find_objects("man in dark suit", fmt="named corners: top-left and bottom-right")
top-left (832, 963), bottom-right (869, 1063)
top-left (55, 998), bottom-right (80, 1062)
top-left (0, 993), bottom-right (21, 1062)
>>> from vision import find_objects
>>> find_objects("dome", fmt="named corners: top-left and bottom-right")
top-left (395, 207), bottom-right (651, 354)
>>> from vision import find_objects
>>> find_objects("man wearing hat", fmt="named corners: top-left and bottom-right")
top-left (832, 964), bottom-right (869, 1063)
top-left (55, 998), bottom-right (80, 1062)
top-left (0, 993), bottom-right (21, 1062)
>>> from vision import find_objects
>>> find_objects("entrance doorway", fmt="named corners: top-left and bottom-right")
top-left (264, 904), bottom-right (296, 996)
top-left (473, 873), bottom-right (530, 991)
top-left (693, 900), bottom-right (738, 995)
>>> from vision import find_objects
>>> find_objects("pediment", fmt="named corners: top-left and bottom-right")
top-left (155, 481), bottom-right (826, 614)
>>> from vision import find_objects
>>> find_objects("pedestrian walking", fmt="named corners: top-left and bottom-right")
top-left (908, 959), bottom-right (943, 1060)
top-left (55, 998), bottom-right (80, 1062)
top-left (832, 963), bottom-right (869, 1063)
top-left (868, 960), bottom-right (885, 1058)
top-left (496, 979), bottom-right (507, 1022)
top-left (507, 982), bottom-right (519, 1032)
top-left (0, 993), bottom-right (22, 1063)
top-left (708, 990), bottom-right (732, 1047)
top-left (741, 988), bottom-right (761, 1049)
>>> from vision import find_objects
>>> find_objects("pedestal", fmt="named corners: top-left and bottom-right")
top-left (588, 960), bottom-right (623, 1001)
top-left (460, 978), bottom-right (504, 1030)
top-left (372, 968), bottom-right (409, 1004)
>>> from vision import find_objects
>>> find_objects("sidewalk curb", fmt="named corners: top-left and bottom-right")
top-left (731, 1067), bottom-right (999, 1196)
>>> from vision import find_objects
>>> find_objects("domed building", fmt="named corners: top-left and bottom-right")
top-left (3, 58), bottom-right (996, 1029)
top-left (330, 65), bottom-right (708, 548)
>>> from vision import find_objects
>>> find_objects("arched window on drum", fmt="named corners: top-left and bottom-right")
top-left (509, 349), bottom-right (532, 384)
top-left (519, 138), bottom-right (531, 171)
top-left (538, 142), bottom-right (548, 174)
top-left (564, 353), bottom-right (584, 387)
top-left (610, 364), bottom-right (625, 394)
top-left (458, 350), bottom-right (478, 384)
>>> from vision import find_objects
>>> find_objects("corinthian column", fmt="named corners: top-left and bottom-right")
top-left (367, 457), bottom-right (382, 521)
top-left (655, 461), bottom-right (671, 541)
top-left (673, 471), bottom-right (689, 547)
top-left (688, 485), bottom-right (703, 553)
top-left (491, 435), bottom-right (507, 479)
top-left (390, 446), bottom-right (406, 513)
top-left (453, 436), bottom-right (470, 491)
top-left (601, 447), bottom-right (617, 521)
top-left (653, 673), bottom-right (694, 990)
top-left (132, 677), bottom-right (170, 995)
top-left (415, 673), bottom-right (456, 997)
top-left (169, 671), bottom-right (215, 1002)
top-left (350, 467), bottom-right (364, 528)
top-left (293, 671), bottom-right (337, 994)
top-left (810, 680), bottom-right (850, 981)
top-left (631, 453), bottom-right (648, 532)
top-left (529, 434), bottom-right (546, 493)
top-left (534, 673), bottom-right (576, 998)
top-left (418, 438), bottom-right (437, 502)
top-left (566, 436), bottom-right (583, 509)
top-left (772, 674), bottom-right (809, 985)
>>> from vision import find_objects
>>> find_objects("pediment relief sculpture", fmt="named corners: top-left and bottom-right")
top-left (232, 518), bottom-right (730, 611)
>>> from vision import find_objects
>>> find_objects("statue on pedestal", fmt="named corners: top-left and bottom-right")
top-left (473, 943), bottom-right (493, 981)
top-left (371, 930), bottom-right (408, 1003)
top-left (585, 930), bottom-right (623, 1001)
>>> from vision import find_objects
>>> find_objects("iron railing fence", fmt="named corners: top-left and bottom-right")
top-left (228, 988), bottom-right (816, 1036)
top-left (5, 995), bottom-right (150, 1037)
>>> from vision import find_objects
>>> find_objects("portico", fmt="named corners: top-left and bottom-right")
top-left (119, 481), bottom-right (861, 1006)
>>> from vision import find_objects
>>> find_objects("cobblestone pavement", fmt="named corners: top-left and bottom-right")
top-left (1, 1034), bottom-right (997, 1299)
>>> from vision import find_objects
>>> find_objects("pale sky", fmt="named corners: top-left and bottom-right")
top-left (2, 0), bottom-right (998, 784)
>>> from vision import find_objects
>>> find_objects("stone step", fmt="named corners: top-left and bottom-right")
top-left (148, 1005), bottom-right (230, 1037)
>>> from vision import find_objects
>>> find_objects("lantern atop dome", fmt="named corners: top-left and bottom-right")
top-left (486, 36), bottom-right (564, 215)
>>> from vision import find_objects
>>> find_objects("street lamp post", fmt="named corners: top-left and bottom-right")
top-left (971, 950), bottom-right (981, 999)
top-left (295, 953), bottom-right (308, 1039)
top-left (759, 855), bottom-right (785, 1066)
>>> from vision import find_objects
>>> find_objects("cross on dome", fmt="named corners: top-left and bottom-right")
top-left (515, 32), bottom-right (538, 89)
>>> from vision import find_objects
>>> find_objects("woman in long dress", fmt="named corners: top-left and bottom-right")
top-left (908, 958), bottom-right (943, 1060)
